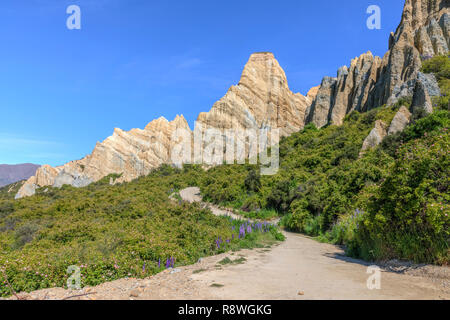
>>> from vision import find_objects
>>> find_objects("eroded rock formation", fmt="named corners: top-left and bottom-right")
top-left (411, 78), bottom-right (434, 115)
top-left (16, 0), bottom-right (449, 199)
top-left (16, 53), bottom-right (311, 198)
top-left (196, 52), bottom-right (312, 138)
top-left (387, 106), bottom-right (412, 136)
top-left (306, 0), bottom-right (448, 129)
top-left (360, 120), bottom-right (388, 155)
top-left (16, 116), bottom-right (191, 198)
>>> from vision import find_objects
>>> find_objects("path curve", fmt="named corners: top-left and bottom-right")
top-left (177, 187), bottom-right (449, 300)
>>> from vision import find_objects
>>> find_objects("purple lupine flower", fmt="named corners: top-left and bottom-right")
top-left (216, 238), bottom-right (221, 249)
top-left (158, 258), bottom-right (161, 268)
top-left (166, 258), bottom-right (171, 269)
top-left (143, 263), bottom-right (146, 273)
top-left (239, 224), bottom-right (246, 238)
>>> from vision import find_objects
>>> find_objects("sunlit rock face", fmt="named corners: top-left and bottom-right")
top-left (360, 120), bottom-right (388, 155)
top-left (16, 116), bottom-right (191, 198)
top-left (388, 106), bottom-right (412, 136)
top-left (306, 0), bottom-right (448, 128)
top-left (16, 0), bottom-right (450, 199)
top-left (16, 53), bottom-right (311, 198)
top-left (197, 52), bottom-right (312, 137)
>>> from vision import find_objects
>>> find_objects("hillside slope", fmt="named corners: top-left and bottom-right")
top-left (0, 164), bottom-right (40, 188)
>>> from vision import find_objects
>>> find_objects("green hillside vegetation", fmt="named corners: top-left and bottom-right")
top-left (199, 55), bottom-right (449, 265)
top-left (0, 168), bottom-right (283, 297)
top-left (422, 55), bottom-right (450, 110)
top-left (0, 181), bottom-right (25, 200)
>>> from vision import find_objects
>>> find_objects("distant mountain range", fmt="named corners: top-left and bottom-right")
top-left (0, 163), bottom-right (41, 187)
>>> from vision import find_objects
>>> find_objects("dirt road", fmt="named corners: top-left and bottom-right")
top-left (9, 187), bottom-right (449, 300)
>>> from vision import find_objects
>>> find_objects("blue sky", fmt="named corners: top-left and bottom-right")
top-left (0, 0), bottom-right (404, 166)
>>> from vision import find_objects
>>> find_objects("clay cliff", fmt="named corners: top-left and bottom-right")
top-left (16, 0), bottom-right (449, 199)
top-left (197, 52), bottom-right (312, 137)
top-left (306, 0), bottom-right (448, 128)
top-left (16, 116), bottom-right (190, 198)
top-left (16, 53), bottom-right (310, 198)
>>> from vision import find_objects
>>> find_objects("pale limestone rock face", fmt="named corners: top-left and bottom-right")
top-left (16, 53), bottom-right (310, 199)
top-left (306, 77), bottom-right (336, 128)
top-left (306, 86), bottom-right (320, 101)
top-left (197, 52), bottom-right (311, 138)
top-left (330, 52), bottom-right (382, 126)
top-left (375, 0), bottom-right (448, 106)
top-left (16, 116), bottom-right (191, 198)
top-left (15, 1), bottom-right (450, 199)
top-left (415, 26), bottom-right (436, 57)
top-left (411, 79), bottom-right (434, 115)
top-left (387, 71), bottom-right (441, 106)
top-left (388, 106), bottom-right (412, 135)
top-left (360, 120), bottom-right (388, 155)
top-left (440, 13), bottom-right (450, 47)
top-left (306, 0), bottom-right (448, 128)
top-left (15, 165), bottom-right (60, 199)
top-left (428, 18), bottom-right (449, 55)
top-left (305, 52), bottom-right (381, 128)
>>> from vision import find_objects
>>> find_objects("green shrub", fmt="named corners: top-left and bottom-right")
top-left (0, 166), bottom-right (284, 297)
top-left (244, 169), bottom-right (261, 193)
top-left (421, 55), bottom-right (450, 81)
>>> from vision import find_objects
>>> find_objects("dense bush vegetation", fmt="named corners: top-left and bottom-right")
top-left (0, 166), bottom-right (283, 297)
top-left (200, 106), bottom-right (398, 230)
top-left (0, 181), bottom-right (25, 201)
top-left (422, 54), bottom-right (450, 111)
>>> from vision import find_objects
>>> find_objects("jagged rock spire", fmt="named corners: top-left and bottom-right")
top-left (305, 0), bottom-right (448, 129)
top-left (197, 52), bottom-right (312, 137)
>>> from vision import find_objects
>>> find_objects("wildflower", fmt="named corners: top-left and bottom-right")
top-left (216, 238), bottom-right (221, 249)
top-left (239, 225), bottom-right (246, 238)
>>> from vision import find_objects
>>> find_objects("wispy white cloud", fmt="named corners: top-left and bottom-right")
top-left (113, 52), bottom-right (232, 91)
top-left (176, 58), bottom-right (203, 69)
top-left (0, 135), bottom-right (62, 147)
top-left (0, 134), bottom-right (66, 165)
